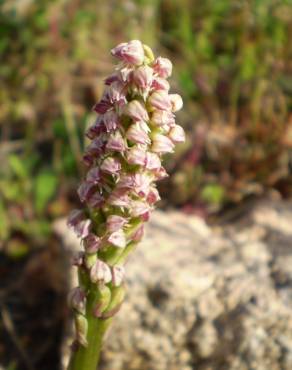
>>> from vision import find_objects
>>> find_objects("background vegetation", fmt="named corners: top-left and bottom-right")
top-left (1, 0), bottom-right (292, 255)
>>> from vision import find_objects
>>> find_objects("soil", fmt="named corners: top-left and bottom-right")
top-left (0, 236), bottom-right (69, 370)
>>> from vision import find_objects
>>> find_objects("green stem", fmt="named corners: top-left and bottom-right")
top-left (68, 316), bottom-right (112, 370)
top-left (68, 286), bottom-right (113, 370)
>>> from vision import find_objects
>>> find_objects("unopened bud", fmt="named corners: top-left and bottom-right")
top-left (74, 314), bottom-right (88, 347)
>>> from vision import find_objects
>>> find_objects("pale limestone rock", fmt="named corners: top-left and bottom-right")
top-left (56, 200), bottom-right (292, 370)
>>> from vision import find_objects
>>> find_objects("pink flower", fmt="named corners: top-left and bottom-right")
top-left (148, 90), bottom-right (172, 111)
top-left (125, 100), bottom-right (149, 122)
top-left (108, 229), bottom-right (126, 248)
top-left (119, 65), bottom-right (134, 82)
top-left (116, 173), bottom-right (151, 197)
top-left (169, 94), bottom-right (183, 112)
top-left (108, 81), bottom-right (127, 105)
top-left (130, 200), bottom-right (150, 220)
top-left (151, 77), bottom-right (170, 91)
top-left (147, 187), bottom-right (161, 205)
top-left (93, 97), bottom-right (111, 114)
top-left (151, 133), bottom-right (175, 153)
top-left (151, 109), bottom-right (175, 126)
top-left (132, 173), bottom-right (152, 197)
top-left (108, 189), bottom-right (131, 208)
top-left (145, 152), bottom-right (161, 170)
top-left (153, 166), bottom-right (169, 181)
top-left (126, 122), bottom-right (151, 145)
top-left (83, 154), bottom-right (94, 167)
top-left (132, 65), bottom-right (153, 90)
top-left (168, 124), bottom-right (185, 143)
top-left (106, 131), bottom-right (126, 152)
top-left (153, 57), bottom-right (172, 78)
top-left (86, 167), bottom-right (101, 184)
top-left (126, 147), bottom-right (147, 166)
top-left (103, 110), bottom-right (120, 132)
top-left (104, 73), bottom-right (120, 85)
top-left (106, 215), bottom-right (128, 233)
top-left (77, 182), bottom-right (96, 202)
top-left (86, 117), bottom-right (105, 139)
top-left (83, 234), bottom-right (102, 253)
top-left (87, 192), bottom-right (104, 209)
top-left (69, 213), bottom-right (91, 239)
top-left (100, 157), bottom-right (121, 175)
top-left (90, 260), bottom-right (112, 283)
top-left (67, 209), bottom-right (84, 228)
top-left (111, 40), bottom-right (144, 65)
top-left (86, 137), bottom-right (106, 156)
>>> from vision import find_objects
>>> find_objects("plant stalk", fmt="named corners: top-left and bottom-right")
top-left (68, 290), bottom-right (113, 370)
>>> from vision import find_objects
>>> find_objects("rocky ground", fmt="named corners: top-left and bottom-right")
top-left (55, 199), bottom-right (292, 370)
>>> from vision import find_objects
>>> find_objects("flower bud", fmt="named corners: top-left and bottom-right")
top-left (92, 285), bottom-right (111, 317)
top-left (72, 251), bottom-right (84, 267)
top-left (168, 124), bottom-right (185, 143)
top-left (129, 224), bottom-right (144, 242)
top-left (111, 265), bottom-right (125, 287)
top-left (84, 253), bottom-right (97, 269)
top-left (111, 40), bottom-right (144, 65)
top-left (74, 314), bottom-right (88, 347)
top-left (102, 285), bottom-right (125, 318)
top-left (151, 133), bottom-right (175, 153)
top-left (90, 259), bottom-right (112, 284)
top-left (108, 229), bottom-right (126, 248)
top-left (169, 94), bottom-right (183, 112)
top-left (153, 57), bottom-right (172, 78)
top-left (125, 100), bottom-right (149, 122)
top-left (148, 90), bottom-right (172, 111)
top-left (69, 287), bottom-right (86, 315)
top-left (132, 65), bottom-right (153, 90)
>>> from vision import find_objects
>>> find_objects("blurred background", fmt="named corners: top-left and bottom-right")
top-left (0, 0), bottom-right (292, 369)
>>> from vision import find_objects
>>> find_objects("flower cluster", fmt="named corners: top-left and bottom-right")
top-left (67, 40), bottom-right (184, 346)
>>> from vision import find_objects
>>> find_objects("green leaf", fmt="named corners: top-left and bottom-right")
top-left (201, 183), bottom-right (225, 205)
top-left (8, 154), bottom-right (27, 179)
top-left (0, 199), bottom-right (9, 240)
top-left (6, 239), bottom-right (29, 259)
top-left (34, 170), bottom-right (58, 214)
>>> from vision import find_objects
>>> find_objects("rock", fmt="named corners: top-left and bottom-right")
top-left (55, 200), bottom-right (292, 370)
